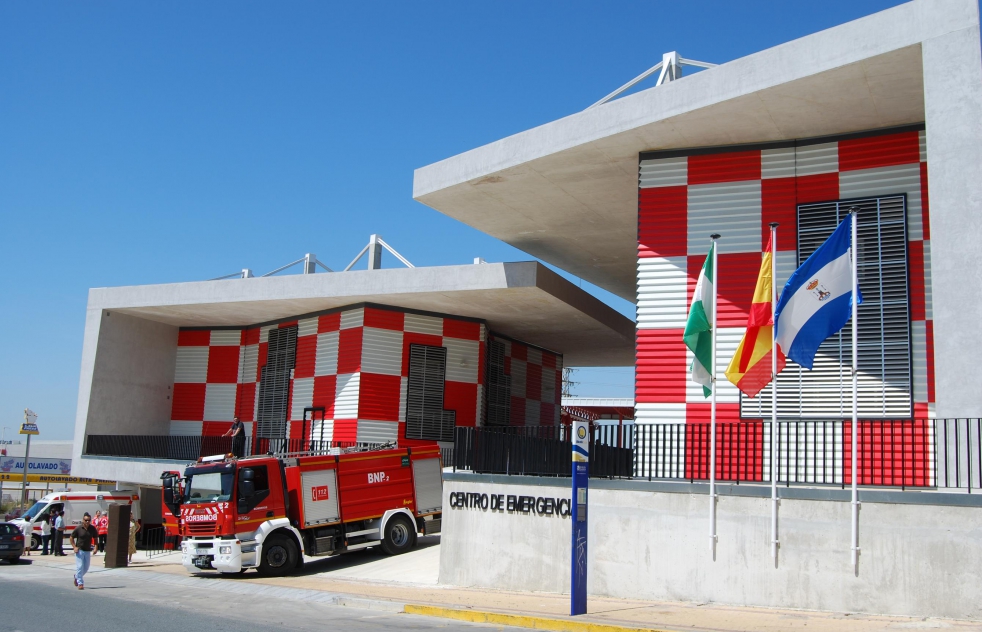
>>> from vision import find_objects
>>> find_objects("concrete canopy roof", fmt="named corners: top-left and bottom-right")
top-left (412, 0), bottom-right (972, 301)
top-left (90, 262), bottom-right (635, 366)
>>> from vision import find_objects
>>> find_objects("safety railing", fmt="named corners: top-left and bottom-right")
top-left (140, 525), bottom-right (167, 558)
top-left (84, 435), bottom-right (386, 462)
top-left (453, 425), bottom-right (633, 478)
top-left (452, 419), bottom-right (982, 491)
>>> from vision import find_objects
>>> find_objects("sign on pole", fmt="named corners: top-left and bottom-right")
top-left (20, 409), bottom-right (37, 508)
top-left (571, 420), bottom-right (589, 616)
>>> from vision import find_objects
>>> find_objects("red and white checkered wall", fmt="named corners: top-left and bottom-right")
top-left (636, 128), bottom-right (934, 425)
top-left (168, 304), bottom-right (562, 442)
top-left (491, 334), bottom-right (562, 426)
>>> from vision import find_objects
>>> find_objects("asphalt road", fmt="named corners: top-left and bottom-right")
top-left (0, 560), bottom-right (506, 632)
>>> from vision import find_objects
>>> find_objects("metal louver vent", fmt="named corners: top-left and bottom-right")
top-left (405, 344), bottom-right (455, 442)
top-left (743, 195), bottom-right (912, 419)
top-left (484, 339), bottom-right (511, 426)
top-left (256, 326), bottom-right (298, 440)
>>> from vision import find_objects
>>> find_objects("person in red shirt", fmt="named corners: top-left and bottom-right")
top-left (93, 510), bottom-right (108, 554)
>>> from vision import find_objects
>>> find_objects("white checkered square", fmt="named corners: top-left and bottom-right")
top-left (404, 313), bottom-right (443, 335)
top-left (688, 180), bottom-right (761, 254)
top-left (444, 337), bottom-right (479, 383)
top-left (175, 347), bottom-right (208, 383)
top-left (510, 359), bottom-right (527, 398)
top-left (340, 308), bottom-right (364, 329)
top-left (204, 383), bottom-right (237, 421)
top-left (357, 420), bottom-right (398, 444)
top-left (315, 331), bottom-right (340, 376)
top-left (291, 377), bottom-right (315, 420)
top-left (297, 317), bottom-right (318, 337)
top-left (684, 327), bottom-right (743, 404)
top-left (361, 327), bottom-right (403, 376)
top-left (637, 256), bottom-right (689, 329)
top-left (239, 345), bottom-right (259, 384)
top-left (210, 330), bottom-right (241, 346)
top-left (334, 373), bottom-right (360, 419)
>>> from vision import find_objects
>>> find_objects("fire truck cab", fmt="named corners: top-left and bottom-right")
top-left (163, 445), bottom-right (442, 577)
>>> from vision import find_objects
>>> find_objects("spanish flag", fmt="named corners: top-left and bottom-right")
top-left (725, 235), bottom-right (786, 397)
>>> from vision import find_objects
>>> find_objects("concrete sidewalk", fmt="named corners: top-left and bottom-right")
top-left (24, 547), bottom-right (982, 632)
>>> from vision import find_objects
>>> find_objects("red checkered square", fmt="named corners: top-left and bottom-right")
top-left (206, 346), bottom-right (239, 383)
top-left (171, 383), bottom-right (206, 421)
top-left (688, 150), bottom-right (760, 185)
top-left (358, 373), bottom-right (402, 421)
top-left (638, 186), bottom-right (687, 258)
top-left (294, 334), bottom-right (317, 379)
top-left (839, 131), bottom-right (920, 172)
top-left (242, 328), bottom-right (260, 346)
top-left (635, 329), bottom-right (686, 403)
top-left (364, 307), bottom-right (404, 331)
top-left (445, 381), bottom-right (478, 427)
top-left (312, 375), bottom-right (337, 416)
top-left (318, 313), bottom-right (341, 333)
top-left (760, 178), bottom-right (798, 251)
top-left (337, 327), bottom-right (362, 374)
top-left (235, 383), bottom-right (256, 421)
top-left (178, 330), bottom-right (210, 346)
top-left (443, 319), bottom-right (481, 341)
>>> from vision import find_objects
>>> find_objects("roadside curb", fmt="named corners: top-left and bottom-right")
top-left (403, 604), bottom-right (675, 632)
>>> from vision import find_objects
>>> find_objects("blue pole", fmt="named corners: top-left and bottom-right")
top-left (571, 420), bottom-right (589, 615)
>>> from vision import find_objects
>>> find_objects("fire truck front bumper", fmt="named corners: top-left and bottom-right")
top-left (182, 539), bottom-right (257, 573)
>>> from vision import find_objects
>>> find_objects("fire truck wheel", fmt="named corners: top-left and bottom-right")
top-left (381, 515), bottom-right (416, 556)
top-left (257, 534), bottom-right (298, 577)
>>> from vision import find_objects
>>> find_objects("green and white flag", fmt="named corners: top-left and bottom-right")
top-left (684, 243), bottom-right (715, 398)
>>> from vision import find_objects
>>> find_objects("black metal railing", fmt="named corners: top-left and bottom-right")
top-left (453, 425), bottom-right (633, 478)
top-left (453, 419), bottom-right (982, 491)
top-left (84, 435), bottom-right (386, 461)
top-left (440, 447), bottom-right (454, 469)
top-left (140, 525), bottom-right (167, 558)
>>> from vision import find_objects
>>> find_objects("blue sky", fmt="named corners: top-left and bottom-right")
top-left (0, 1), bottom-right (907, 439)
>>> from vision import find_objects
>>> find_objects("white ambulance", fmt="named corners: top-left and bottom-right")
top-left (11, 491), bottom-right (140, 550)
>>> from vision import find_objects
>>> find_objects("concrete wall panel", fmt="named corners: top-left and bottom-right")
top-left (442, 476), bottom-right (982, 620)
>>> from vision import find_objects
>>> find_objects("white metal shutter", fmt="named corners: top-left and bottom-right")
top-left (742, 195), bottom-right (912, 418)
top-left (411, 457), bottom-right (443, 514)
top-left (301, 469), bottom-right (339, 527)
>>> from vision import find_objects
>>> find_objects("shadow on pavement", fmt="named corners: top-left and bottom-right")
top-left (190, 534), bottom-right (440, 580)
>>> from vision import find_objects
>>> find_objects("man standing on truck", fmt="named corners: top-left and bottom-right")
top-left (70, 512), bottom-right (98, 590)
top-left (223, 417), bottom-right (246, 458)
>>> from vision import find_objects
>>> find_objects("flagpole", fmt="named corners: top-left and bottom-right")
top-left (769, 222), bottom-right (779, 564)
top-left (709, 233), bottom-right (720, 561)
top-left (849, 208), bottom-right (860, 573)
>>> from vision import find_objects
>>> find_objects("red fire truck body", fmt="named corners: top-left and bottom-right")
top-left (163, 445), bottom-right (443, 576)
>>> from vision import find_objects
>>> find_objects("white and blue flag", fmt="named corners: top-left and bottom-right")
top-left (774, 217), bottom-right (863, 370)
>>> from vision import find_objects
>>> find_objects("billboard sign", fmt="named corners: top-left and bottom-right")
top-left (0, 457), bottom-right (71, 475)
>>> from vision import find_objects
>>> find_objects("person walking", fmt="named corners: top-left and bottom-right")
top-left (40, 513), bottom-right (51, 555)
top-left (70, 512), bottom-right (98, 590)
top-left (127, 515), bottom-right (141, 564)
top-left (223, 417), bottom-right (246, 458)
top-left (53, 510), bottom-right (66, 556)
top-left (94, 510), bottom-right (108, 554)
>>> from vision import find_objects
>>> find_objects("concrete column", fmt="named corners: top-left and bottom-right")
top-left (921, 12), bottom-right (982, 417)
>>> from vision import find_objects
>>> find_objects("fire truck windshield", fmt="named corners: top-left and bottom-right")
top-left (185, 471), bottom-right (234, 503)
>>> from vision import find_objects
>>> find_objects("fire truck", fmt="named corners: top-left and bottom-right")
top-left (161, 444), bottom-right (443, 577)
